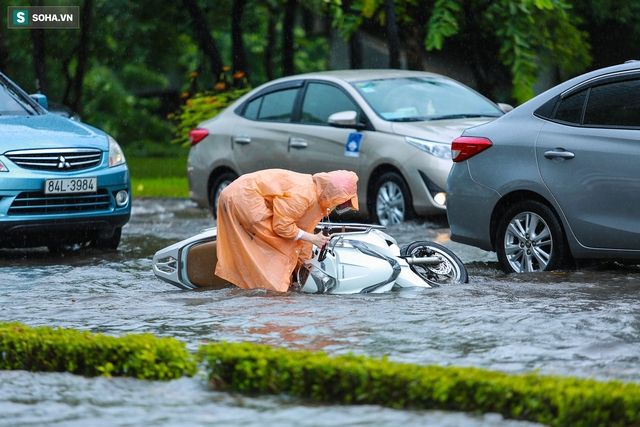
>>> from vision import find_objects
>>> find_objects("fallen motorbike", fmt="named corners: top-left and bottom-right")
top-left (152, 222), bottom-right (468, 293)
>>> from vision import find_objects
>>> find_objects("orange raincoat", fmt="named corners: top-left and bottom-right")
top-left (214, 169), bottom-right (358, 292)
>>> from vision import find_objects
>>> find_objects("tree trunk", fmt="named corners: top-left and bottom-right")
top-left (183, 0), bottom-right (224, 80)
top-left (342, 0), bottom-right (362, 69)
top-left (0, 31), bottom-right (9, 71)
top-left (30, 29), bottom-right (48, 94)
top-left (384, 0), bottom-right (401, 68)
top-left (231, 0), bottom-right (249, 80)
top-left (403, 4), bottom-right (427, 70)
top-left (29, 0), bottom-right (47, 93)
top-left (349, 32), bottom-right (363, 69)
top-left (264, 3), bottom-right (277, 80)
top-left (60, 47), bottom-right (77, 107)
top-left (462, 3), bottom-right (500, 99)
top-left (404, 28), bottom-right (424, 70)
top-left (70, 0), bottom-right (93, 114)
top-left (282, 0), bottom-right (296, 76)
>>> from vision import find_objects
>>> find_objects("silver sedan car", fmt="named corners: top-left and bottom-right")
top-left (447, 61), bottom-right (640, 273)
top-left (188, 70), bottom-right (504, 225)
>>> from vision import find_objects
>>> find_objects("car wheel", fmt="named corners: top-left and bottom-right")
top-left (370, 171), bottom-right (412, 226)
top-left (48, 241), bottom-right (89, 254)
top-left (92, 227), bottom-right (122, 250)
top-left (495, 200), bottom-right (571, 273)
top-left (209, 172), bottom-right (238, 219)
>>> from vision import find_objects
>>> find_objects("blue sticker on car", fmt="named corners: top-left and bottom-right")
top-left (344, 132), bottom-right (362, 158)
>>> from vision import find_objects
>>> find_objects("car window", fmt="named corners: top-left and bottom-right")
top-left (301, 83), bottom-right (358, 124)
top-left (352, 77), bottom-right (502, 122)
top-left (0, 84), bottom-right (31, 115)
top-left (583, 79), bottom-right (640, 127)
top-left (554, 89), bottom-right (587, 124)
top-left (243, 97), bottom-right (261, 120)
top-left (256, 88), bottom-right (298, 122)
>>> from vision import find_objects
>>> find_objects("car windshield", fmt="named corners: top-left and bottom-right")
top-left (0, 79), bottom-right (38, 116)
top-left (352, 77), bottom-right (502, 122)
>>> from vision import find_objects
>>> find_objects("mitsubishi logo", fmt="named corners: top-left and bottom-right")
top-left (57, 155), bottom-right (71, 169)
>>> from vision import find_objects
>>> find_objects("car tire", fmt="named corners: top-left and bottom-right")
top-left (370, 171), bottom-right (413, 226)
top-left (92, 227), bottom-right (122, 250)
top-left (209, 172), bottom-right (238, 219)
top-left (48, 242), bottom-right (85, 254)
top-left (495, 200), bottom-right (571, 273)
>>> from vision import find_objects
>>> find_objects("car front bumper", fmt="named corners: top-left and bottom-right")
top-left (0, 165), bottom-right (131, 248)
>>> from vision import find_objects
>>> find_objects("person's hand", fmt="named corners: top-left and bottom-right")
top-left (312, 231), bottom-right (330, 248)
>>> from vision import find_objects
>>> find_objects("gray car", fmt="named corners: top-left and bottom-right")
top-left (447, 61), bottom-right (640, 273)
top-left (187, 70), bottom-right (505, 225)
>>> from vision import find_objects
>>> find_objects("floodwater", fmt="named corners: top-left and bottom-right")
top-left (1, 199), bottom-right (639, 427)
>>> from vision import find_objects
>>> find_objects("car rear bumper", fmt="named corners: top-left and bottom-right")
top-left (446, 163), bottom-right (499, 251)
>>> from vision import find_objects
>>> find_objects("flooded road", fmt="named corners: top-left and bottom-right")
top-left (1, 198), bottom-right (639, 427)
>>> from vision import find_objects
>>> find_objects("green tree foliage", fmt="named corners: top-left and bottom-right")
top-left (330, 0), bottom-right (592, 103)
top-left (1, 0), bottom-right (636, 152)
top-left (480, 0), bottom-right (591, 102)
top-left (425, 0), bottom-right (461, 51)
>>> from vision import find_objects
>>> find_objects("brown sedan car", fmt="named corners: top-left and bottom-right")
top-left (187, 69), bottom-right (505, 225)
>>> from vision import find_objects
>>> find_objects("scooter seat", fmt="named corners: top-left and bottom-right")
top-left (186, 240), bottom-right (231, 289)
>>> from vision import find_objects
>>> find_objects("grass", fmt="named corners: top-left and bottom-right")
top-left (127, 156), bottom-right (189, 198)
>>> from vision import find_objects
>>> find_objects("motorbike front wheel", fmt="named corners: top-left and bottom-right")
top-left (400, 241), bottom-right (469, 286)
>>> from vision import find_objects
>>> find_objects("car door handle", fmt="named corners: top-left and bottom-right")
top-left (233, 136), bottom-right (251, 145)
top-left (288, 137), bottom-right (308, 149)
top-left (544, 149), bottom-right (575, 160)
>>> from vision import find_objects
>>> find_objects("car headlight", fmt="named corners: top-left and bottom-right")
top-left (405, 136), bottom-right (452, 160)
top-left (108, 136), bottom-right (126, 167)
top-left (0, 159), bottom-right (8, 172)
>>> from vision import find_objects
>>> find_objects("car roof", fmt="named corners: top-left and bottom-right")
top-left (506, 61), bottom-right (640, 115)
top-left (271, 69), bottom-right (451, 84)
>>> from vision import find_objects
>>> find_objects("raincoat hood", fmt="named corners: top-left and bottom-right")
top-left (313, 170), bottom-right (359, 213)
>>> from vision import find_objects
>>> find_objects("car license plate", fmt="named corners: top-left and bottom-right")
top-left (44, 177), bottom-right (97, 194)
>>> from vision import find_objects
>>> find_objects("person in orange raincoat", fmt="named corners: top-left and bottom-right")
top-left (214, 169), bottom-right (359, 292)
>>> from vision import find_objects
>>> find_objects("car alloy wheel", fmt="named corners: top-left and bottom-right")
top-left (496, 200), bottom-right (571, 273)
top-left (504, 211), bottom-right (552, 272)
top-left (372, 172), bottom-right (412, 226)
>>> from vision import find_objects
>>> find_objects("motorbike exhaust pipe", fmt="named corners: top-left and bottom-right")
top-left (405, 256), bottom-right (442, 265)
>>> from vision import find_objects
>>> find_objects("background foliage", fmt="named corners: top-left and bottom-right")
top-left (1, 0), bottom-right (638, 156)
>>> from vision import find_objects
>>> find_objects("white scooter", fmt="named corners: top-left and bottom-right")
top-left (152, 222), bottom-right (468, 293)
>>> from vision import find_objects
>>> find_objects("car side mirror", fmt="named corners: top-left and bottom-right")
top-left (497, 103), bottom-right (514, 113)
top-left (328, 110), bottom-right (366, 129)
top-left (30, 93), bottom-right (48, 110)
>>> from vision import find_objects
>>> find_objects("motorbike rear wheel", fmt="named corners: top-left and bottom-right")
top-left (400, 241), bottom-right (468, 286)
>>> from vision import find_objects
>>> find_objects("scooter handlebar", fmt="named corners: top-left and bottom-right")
top-left (317, 226), bottom-right (331, 262)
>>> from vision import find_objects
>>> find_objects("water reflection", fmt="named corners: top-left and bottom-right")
top-left (0, 371), bottom-right (542, 427)
top-left (0, 199), bottom-right (639, 426)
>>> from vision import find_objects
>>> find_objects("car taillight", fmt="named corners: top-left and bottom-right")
top-left (451, 136), bottom-right (493, 162)
top-left (189, 128), bottom-right (209, 146)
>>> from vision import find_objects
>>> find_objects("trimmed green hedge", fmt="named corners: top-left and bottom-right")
top-left (3, 323), bottom-right (640, 426)
top-left (198, 342), bottom-right (640, 427)
top-left (0, 323), bottom-right (196, 380)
